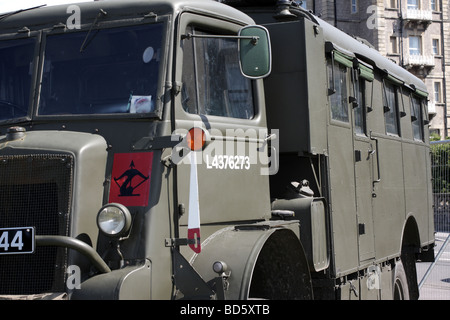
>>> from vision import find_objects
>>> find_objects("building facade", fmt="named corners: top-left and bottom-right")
top-left (301, 0), bottom-right (449, 139)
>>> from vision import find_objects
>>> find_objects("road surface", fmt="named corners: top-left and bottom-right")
top-left (416, 232), bottom-right (450, 300)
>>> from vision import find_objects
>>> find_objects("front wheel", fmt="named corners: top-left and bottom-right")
top-left (393, 259), bottom-right (410, 300)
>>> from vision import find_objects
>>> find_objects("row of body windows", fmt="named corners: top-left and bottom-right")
top-left (327, 58), bottom-right (426, 141)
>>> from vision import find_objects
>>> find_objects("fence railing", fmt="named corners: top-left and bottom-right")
top-left (431, 140), bottom-right (450, 232)
top-left (419, 140), bottom-right (450, 293)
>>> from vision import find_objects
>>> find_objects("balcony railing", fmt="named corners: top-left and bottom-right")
top-left (404, 54), bottom-right (435, 68)
top-left (428, 101), bottom-right (436, 115)
top-left (404, 8), bottom-right (433, 22)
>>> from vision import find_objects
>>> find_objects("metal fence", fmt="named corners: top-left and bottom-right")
top-left (419, 140), bottom-right (450, 297)
top-left (431, 140), bottom-right (450, 232)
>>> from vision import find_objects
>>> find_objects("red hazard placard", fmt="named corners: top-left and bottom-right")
top-left (109, 152), bottom-right (153, 207)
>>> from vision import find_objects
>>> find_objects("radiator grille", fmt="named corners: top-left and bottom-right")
top-left (0, 154), bottom-right (73, 295)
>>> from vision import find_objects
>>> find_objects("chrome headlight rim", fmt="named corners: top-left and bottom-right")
top-left (96, 203), bottom-right (132, 238)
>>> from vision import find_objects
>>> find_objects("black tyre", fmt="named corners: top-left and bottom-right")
top-left (393, 259), bottom-right (410, 300)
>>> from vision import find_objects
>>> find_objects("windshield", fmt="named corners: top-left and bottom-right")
top-left (0, 38), bottom-right (35, 121)
top-left (39, 23), bottom-right (163, 116)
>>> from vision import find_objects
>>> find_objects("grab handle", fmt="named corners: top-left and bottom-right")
top-left (369, 131), bottom-right (381, 197)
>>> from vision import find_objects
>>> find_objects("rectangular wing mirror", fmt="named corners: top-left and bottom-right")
top-left (238, 25), bottom-right (272, 79)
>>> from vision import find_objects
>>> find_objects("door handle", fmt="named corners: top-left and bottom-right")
top-left (369, 131), bottom-right (381, 197)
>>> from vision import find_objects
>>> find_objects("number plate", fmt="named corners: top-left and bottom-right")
top-left (0, 227), bottom-right (35, 255)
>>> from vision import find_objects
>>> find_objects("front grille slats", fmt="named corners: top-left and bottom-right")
top-left (0, 154), bottom-right (73, 295)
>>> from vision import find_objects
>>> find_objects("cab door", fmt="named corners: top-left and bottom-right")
top-left (171, 12), bottom-right (272, 252)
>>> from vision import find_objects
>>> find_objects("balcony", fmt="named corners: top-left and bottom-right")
top-left (404, 54), bottom-right (435, 70)
top-left (428, 101), bottom-right (436, 116)
top-left (403, 9), bottom-right (433, 28)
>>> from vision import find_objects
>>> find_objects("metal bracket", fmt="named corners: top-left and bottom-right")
top-left (349, 280), bottom-right (359, 298)
top-left (165, 237), bottom-right (195, 248)
top-left (172, 249), bottom-right (215, 299)
top-left (133, 135), bottom-right (182, 151)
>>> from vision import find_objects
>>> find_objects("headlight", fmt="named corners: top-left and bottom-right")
top-left (97, 203), bottom-right (131, 237)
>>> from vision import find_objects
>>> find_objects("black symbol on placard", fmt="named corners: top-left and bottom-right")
top-left (114, 160), bottom-right (149, 197)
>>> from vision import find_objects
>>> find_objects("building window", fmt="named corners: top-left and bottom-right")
top-left (429, 128), bottom-right (440, 138)
top-left (390, 36), bottom-right (398, 54)
top-left (293, 1), bottom-right (307, 9)
top-left (431, 0), bottom-right (437, 11)
top-left (407, 0), bottom-right (419, 10)
top-left (432, 39), bottom-right (439, 55)
top-left (390, 0), bottom-right (398, 9)
top-left (409, 36), bottom-right (421, 56)
top-left (434, 82), bottom-right (441, 103)
top-left (351, 0), bottom-right (358, 13)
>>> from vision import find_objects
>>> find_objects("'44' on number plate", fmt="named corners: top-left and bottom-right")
top-left (0, 227), bottom-right (35, 255)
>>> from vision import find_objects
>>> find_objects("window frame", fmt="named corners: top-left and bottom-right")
top-left (409, 35), bottom-right (422, 56)
top-left (434, 81), bottom-right (442, 103)
top-left (410, 94), bottom-right (425, 141)
top-left (34, 18), bottom-right (170, 121)
top-left (180, 25), bottom-right (256, 120)
top-left (351, 0), bottom-right (358, 14)
top-left (353, 75), bottom-right (367, 136)
top-left (175, 12), bottom-right (262, 126)
top-left (327, 54), bottom-right (350, 124)
top-left (431, 0), bottom-right (438, 11)
top-left (432, 38), bottom-right (440, 55)
top-left (383, 79), bottom-right (401, 136)
top-left (0, 35), bottom-right (39, 124)
top-left (390, 36), bottom-right (398, 54)
top-left (407, 0), bottom-right (420, 10)
top-left (353, 62), bottom-right (373, 136)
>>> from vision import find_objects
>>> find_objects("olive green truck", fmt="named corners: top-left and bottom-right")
top-left (0, 0), bottom-right (434, 300)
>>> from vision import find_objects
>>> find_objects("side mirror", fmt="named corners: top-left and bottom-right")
top-left (238, 25), bottom-right (272, 79)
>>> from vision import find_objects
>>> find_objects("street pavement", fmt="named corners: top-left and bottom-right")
top-left (416, 232), bottom-right (450, 300)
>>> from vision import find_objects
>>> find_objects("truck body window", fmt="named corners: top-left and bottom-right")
top-left (411, 95), bottom-right (424, 141)
top-left (327, 60), bottom-right (349, 123)
top-left (383, 82), bottom-right (400, 136)
top-left (354, 79), bottom-right (366, 135)
top-left (181, 27), bottom-right (254, 119)
top-left (0, 38), bottom-right (35, 121)
top-left (38, 23), bottom-right (163, 116)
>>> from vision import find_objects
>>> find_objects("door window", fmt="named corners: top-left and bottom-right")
top-left (181, 27), bottom-right (254, 119)
top-left (327, 60), bottom-right (349, 123)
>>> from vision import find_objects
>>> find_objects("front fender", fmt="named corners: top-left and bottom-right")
top-left (187, 220), bottom-right (311, 299)
top-left (70, 259), bottom-right (151, 300)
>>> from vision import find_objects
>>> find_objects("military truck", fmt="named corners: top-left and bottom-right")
top-left (0, 0), bottom-right (434, 300)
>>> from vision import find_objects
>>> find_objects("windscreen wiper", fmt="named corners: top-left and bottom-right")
top-left (0, 4), bottom-right (46, 21)
top-left (80, 9), bottom-right (107, 52)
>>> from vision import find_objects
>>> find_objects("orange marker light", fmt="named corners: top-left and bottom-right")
top-left (186, 127), bottom-right (206, 151)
